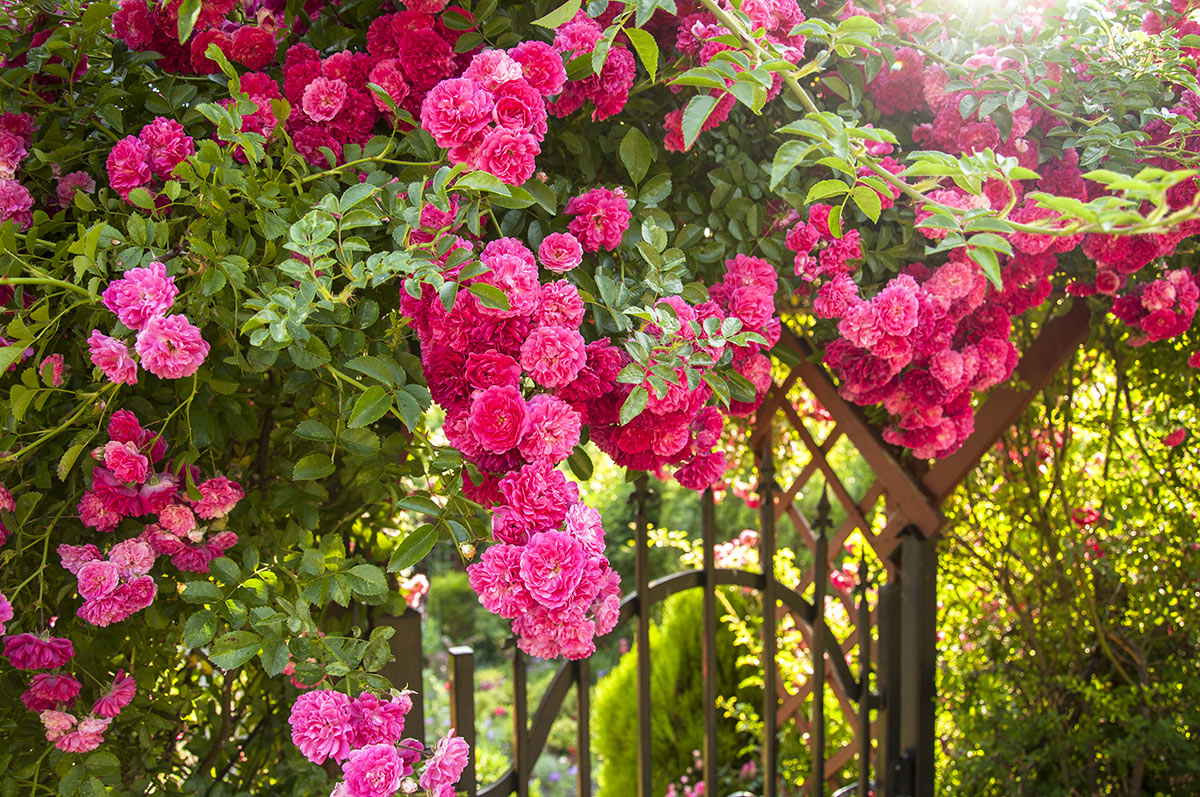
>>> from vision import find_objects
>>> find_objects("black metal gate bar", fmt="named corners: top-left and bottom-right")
top-left (512, 649), bottom-right (529, 797)
top-left (898, 531), bottom-right (937, 797)
top-left (575, 658), bottom-right (591, 797)
top-left (759, 438), bottom-right (780, 796)
top-left (449, 646), bottom-right (477, 797)
top-left (875, 576), bottom-right (901, 796)
top-left (812, 489), bottom-right (830, 795)
top-left (857, 558), bottom-right (871, 796)
top-left (700, 487), bottom-right (719, 795)
top-left (633, 476), bottom-right (653, 797)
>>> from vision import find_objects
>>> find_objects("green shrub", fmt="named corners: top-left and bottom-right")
top-left (593, 588), bottom-right (759, 796)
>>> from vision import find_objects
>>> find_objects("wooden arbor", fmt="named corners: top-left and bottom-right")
top-left (749, 299), bottom-right (1093, 795)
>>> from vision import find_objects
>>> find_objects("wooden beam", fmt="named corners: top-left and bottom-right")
top-left (922, 299), bottom-right (1093, 504)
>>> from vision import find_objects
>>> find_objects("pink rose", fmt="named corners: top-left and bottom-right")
top-left (102, 441), bottom-right (150, 484)
top-left (538, 232), bottom-right (583, 273)
top-left (77, 560), bottom-right (120, 600)
top-left (508, 41), bottom-right (567, 97)
top-left (463, 49), bottom-right (524, 90)
top-left (101, 261), bottom-right (178, 331)
top-left (464, 350), bottom-right (520, 391)
top-left (519, 326), bottom-right (587, 388)
top-left (342, 743), bottom-right (405, 797)
top-left (420, 78), bottom-right (495, 150)
top-left (135, 315), bottom-right (209, 379)
top-left (289, 690), bottom-right (354, 764)
top-left (467, 385), bottom-right (527, 454)
top-left (518, 394), bottom-right (581, 464)
top-left (138, 118), bottom-right (195, 181)
top-left (473, 127), bottom-right (540, 186)
top-left (565, 186), bottom-right (631, 252)
top-left (302, 77), bottom-right (349, 122)
top-left (191, 476), bottom-right (244, 519)
top-left (0, 178), bottom-right (33, 230)
top-left (105, 136), bottom-right (152, 198)
top-left (87, 331), bottom-right (138, 385)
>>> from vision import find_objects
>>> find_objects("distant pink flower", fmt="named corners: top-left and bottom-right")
top-left (93, 670), bottom-right (136, 718)
top-left (101, 261), bottom-right (178, 331)
top-left (191, 476), bottom-right (244, 519)
top-left (103, 441), bottom-right (150, 484)
top-left (289, 689), bottom-right (354, 764)
top-left (538, 232), bottom-right (583, 273)
top-left (105, 136), bottom-right (151, 198)
top-left (3, 633), bottom-right (75, 670)
top-left (0, 130), bottom-right (28, 178)
top-left (419, 730), bottom-right (470, 794)
top-left (0, 589), bottom-right (12, 634)
top-left (467, 385), bottom-right (527, 454)
top-left (520, 326), bottom-right (587, 388)
top-left (22, 673), bottom-right (82, 712)
top-left (399, 574), bottom-right (429, 610)
top-left (518, 394), bottom-right (581, 464)
top-left (139, 118), bottom-right (194, 180)
top-left (87, 331), bottom-right (138, 385)
top-left (41, 710), bottom-right (76, 742)
top-left (302, 77), bottom-right (349, 122)
top-left (77, 560), bottom-right (120, 600)
top-left (474, 127), bottom-right (539, 186)
top-left (1164, 427), bottom-right (1187, 447)
top-left (56, 716), bottom-right (109, 752)
top-left (0, 178), bottom-right (33, 229)
top-left (40, 353), bottom-right (64, 386)
top-left (508, 41), bottom-right (567, 97)
top-left (342, 743), bottom-right (405, 797)
top-left (135, 315), bottom-right (209, 379)
top-left (565, 187), bottom-right (630, 252)
top-left (78, 490), bottom-right (121, 533)
top-left (421, 78), bottom-right (495, 150)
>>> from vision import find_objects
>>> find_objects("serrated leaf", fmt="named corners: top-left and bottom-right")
top-left (681, 93), bottom-right (718, 150)
top-left (259, 638), bottom-right (289, 676)
top-left (209, 630), bottom-right (262, 670)
top-left (806, 179), bottom-right (850, 203)
top-left (294, 419), bottom-right (334, 441)
top-left (387, 526), bottom-right (438, 573)
top-left (344, 355), bottom-right (394, 386)
top-left (397, 495), bottom-right (441, 516)
top-left (346, 564), bottom-right (388, 597)
top-left (468, 282), bottom-right (512, 311)
top-left (176, 0), bottom-right (201, 42)
top-left (532, 0), bottom-right (581, 28)
top-left (968, 245), bottom-right (1002, 289)
top-left (348, 385), bottom-right (392, 428)
top-left (620, 384), bottom-right (649, 425)
top-left (182, 581), bottom-right (224, 604)
top-left (293, 453), bottom-right (335, 480)
top-left (567, 446), bottom-right (594, 480)
top-left (619, 127), bottom-right (652, 184)
top-left (624, 27), bottom-right (659, 82)
top-left (851, 185), bottom-right (882, 223)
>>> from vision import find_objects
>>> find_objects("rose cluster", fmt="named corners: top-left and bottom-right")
top-left (280, 9), bottom-right (472, 168)
top-left (88, 261), bottom-right (209, 385)
top-left (37, 671), bottom-right (136, 753)
top-left (1109, 267), bottom-right (1200, 346)
top-left (586, 254), bottom-right (780, 491)
top-left (0, 111), bottom-right (35, 229)
top-left (216, 71), bottom-right (287, 162)
top-left (399, 221), bottom-right (621, 658)
top-left (547, 10), bottom-right (637, 122)
top-left (661, 0), bottom-right (807, 151)
top-left (420, 44), bottom-right (566, 186)
top-left (75, 411), bottom-right (243, 576)
top-left (59, 538), bottom-right (157, 627)
top-left (807, 239), bottom-right (1018, 459)
top-left (288, 689), bottom-right (469, 797)
top-left (112, 0), bottom-right (281, 75)
top-left (105, 117), bottom-right (196, 206)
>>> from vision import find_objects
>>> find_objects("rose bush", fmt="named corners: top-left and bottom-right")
top-left (1, 0), bottom-right (1199, 792)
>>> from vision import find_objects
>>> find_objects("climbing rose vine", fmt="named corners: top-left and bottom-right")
top-left (1, 0), bottom-right (1199, 792)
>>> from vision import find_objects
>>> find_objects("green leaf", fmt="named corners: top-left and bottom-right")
top-left (455, 171), bottom-right (511, 195)
top-left (397, 495), bottom-right (441, 516)
top-left (346, 564), bottom-right (388, 597)
top-left (294, 420), bottom-right (334, 441)
top-left (126, 188), bottom-right (155, 210)
top-left (619, 127), bottom-right (652, 184)
top-left (182, 610), bottom-right (218, 648)
top-left (348, 385), bottom-right (392, 428)
top-left (259, 638), bottom-right (289, 676)
top-left (681, 93), bottom-right (718, 150)
top-left (968, 245), bottom-right (1002, 289)
top-left (176, 0), bottom-right (202, 42)
top-left (532, 0), bottom-right (581, 28)
top-left (387, 526), bottom-right (438, 572)
top-left (467, 282), bottom-right (512, 311)
top-left (182, 581), bottom-right (224, 604)
top-left (807, 179), bottom-right (850, 203)
top-left (620, 384), bottom-right (649, 425)
top-left (567, 446), bottom-right (594, 480)
top-left (851, 185), bottom-right (882, 223)
top-left (57, 443), bottom-right (86, 481)
top-left (209, 630), bottom-right (262, 670)
top-left (362, 626), bottom-right (396, 671)
top-left (293, 453), bottom-right (335, 480)
top-left (344, 355), bottom-right (394, 386)
top-left (968, 232), bottom-right (1014, 256)
top-left (624, 27), bottom-right (659, 82)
